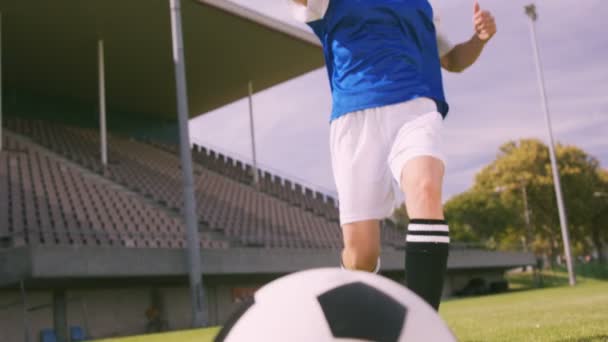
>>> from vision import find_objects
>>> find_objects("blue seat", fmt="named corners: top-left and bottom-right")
top-left (40, 329), bottom-right (57, 342)
top-left (70, 326), bottom-right (86, 341)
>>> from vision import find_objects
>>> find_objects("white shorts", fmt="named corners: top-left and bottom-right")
top-left (329, 98), bottom-right (446, 225)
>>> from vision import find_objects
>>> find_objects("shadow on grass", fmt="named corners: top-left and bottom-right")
top-left (574, 262), bottom-right (608, 279)
top-left (508, 262), bottom-right (608, 291)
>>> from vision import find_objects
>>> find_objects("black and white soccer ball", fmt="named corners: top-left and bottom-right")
top-left (215, 268), bottom-right (456, 342)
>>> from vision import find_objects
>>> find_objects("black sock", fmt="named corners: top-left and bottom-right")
top-left (405, 219), bottom-right (449, 311)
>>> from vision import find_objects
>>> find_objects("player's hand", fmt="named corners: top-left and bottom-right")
top-left (473, 1), bottom-right (496, 42)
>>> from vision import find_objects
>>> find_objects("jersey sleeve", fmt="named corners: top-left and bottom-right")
top-left (433, 7), bottom-right (454, 57)
top-left (287, 0), bottom-right (330, 23)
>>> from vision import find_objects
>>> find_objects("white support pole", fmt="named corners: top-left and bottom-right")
top-left (0, 12), bottom-right (3, 152)
top-left (169, 0), bottom-right (207, 327)
top-left (98, 39), bottom-right (108, 166)
top-left (248, 81), bottom-right (259, 186)
top-left (525, 4), bottom-right (575, 286)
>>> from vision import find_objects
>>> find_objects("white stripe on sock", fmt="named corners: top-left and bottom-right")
top-left (408, 224), bottom-right (449, 232)
top-left (406, 235), bottom-right (450, 243)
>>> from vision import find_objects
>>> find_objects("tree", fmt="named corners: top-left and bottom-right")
top-left (589, 168), bottom-right (608, 262)
top-left (445, 139), bottom-right (607, 264)
top-left (444, 190), bottom-right (515, 245)
top-left (391, 204), bottom-right (409, 230)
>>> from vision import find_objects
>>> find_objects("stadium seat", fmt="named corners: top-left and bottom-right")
top-left (40, 329), bottom-right (57, 342)
top-left (3, 118), bottom-right (410, 250)
top-left (70, 326), bottom-right (86, 341)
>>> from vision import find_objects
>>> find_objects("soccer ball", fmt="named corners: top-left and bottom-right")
top-left (215, 268), bottom-right (456, 342)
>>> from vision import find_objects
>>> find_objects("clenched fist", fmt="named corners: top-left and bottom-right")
top-left (473, 1), bottom-right (496, 42)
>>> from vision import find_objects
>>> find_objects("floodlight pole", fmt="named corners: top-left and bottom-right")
top-left (525, 4), bottom-right (576, 286)
top-left (169, 0), bottom-right (207, 327)
top-left (98, 39), bottom-right (108, 166)
top-left (248, 81), bottom-right (259, 186)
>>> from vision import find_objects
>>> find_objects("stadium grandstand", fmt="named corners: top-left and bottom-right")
top-left (0, 0), bottom-right (535, 341)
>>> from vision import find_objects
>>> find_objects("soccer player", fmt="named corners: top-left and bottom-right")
top-left (289, 0), bottom-right (496, 310)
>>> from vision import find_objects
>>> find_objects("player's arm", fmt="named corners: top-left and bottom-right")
top-left (289, 0), bottom-right (329, 22)
top-left (440, 1), bottom-right (496, 73)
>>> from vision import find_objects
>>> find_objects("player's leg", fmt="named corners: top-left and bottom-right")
top-left (341, 220), bottom-right (381, 272)
top-left (401, 156), bottom-right (445, 220)
top-left (387, 109), bottom-right (448, 310)
top-left (400, 156), bottom-right (448, 311)
top-left (330, 109), bottom-right (394, 273)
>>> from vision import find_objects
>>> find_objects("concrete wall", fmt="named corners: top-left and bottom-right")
top-left (0, 269), bottom-right (510, 341)
top-left (208, 275), bottom-right (277, 326)
top-left (0, 282), bottom-right (251, 341)
top-left (0, 290), bottom-right (53, 342)
top-left (0, 287), bottom-right (169, 341)
top-left (68, 288), bottom-right (151, 339)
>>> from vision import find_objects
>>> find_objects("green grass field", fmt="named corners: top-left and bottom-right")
top-left (440, 272), bottom-right (608, 341)
top-left (96, 268), bottom-right (608, 342)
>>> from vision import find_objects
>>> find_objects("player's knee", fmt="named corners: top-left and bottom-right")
top-left (343, 245), bottom-right (380, 272)
top-left (408, 176), bottom-right (441, 204)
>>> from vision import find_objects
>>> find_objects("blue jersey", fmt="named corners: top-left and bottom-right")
top-left (290, 0), bottom-right (453, 122)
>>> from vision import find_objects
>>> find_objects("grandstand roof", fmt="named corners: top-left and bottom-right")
top-left (0, 0), bottom-right (323, 119)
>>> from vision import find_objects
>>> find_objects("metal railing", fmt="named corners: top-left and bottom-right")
top-left (190, 138), bottom-right (338, 200)
top-left (0, 229), bottom-right (197, 248)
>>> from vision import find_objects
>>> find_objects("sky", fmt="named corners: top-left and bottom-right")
top-left (189, 0), bottom-right (608, 202)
